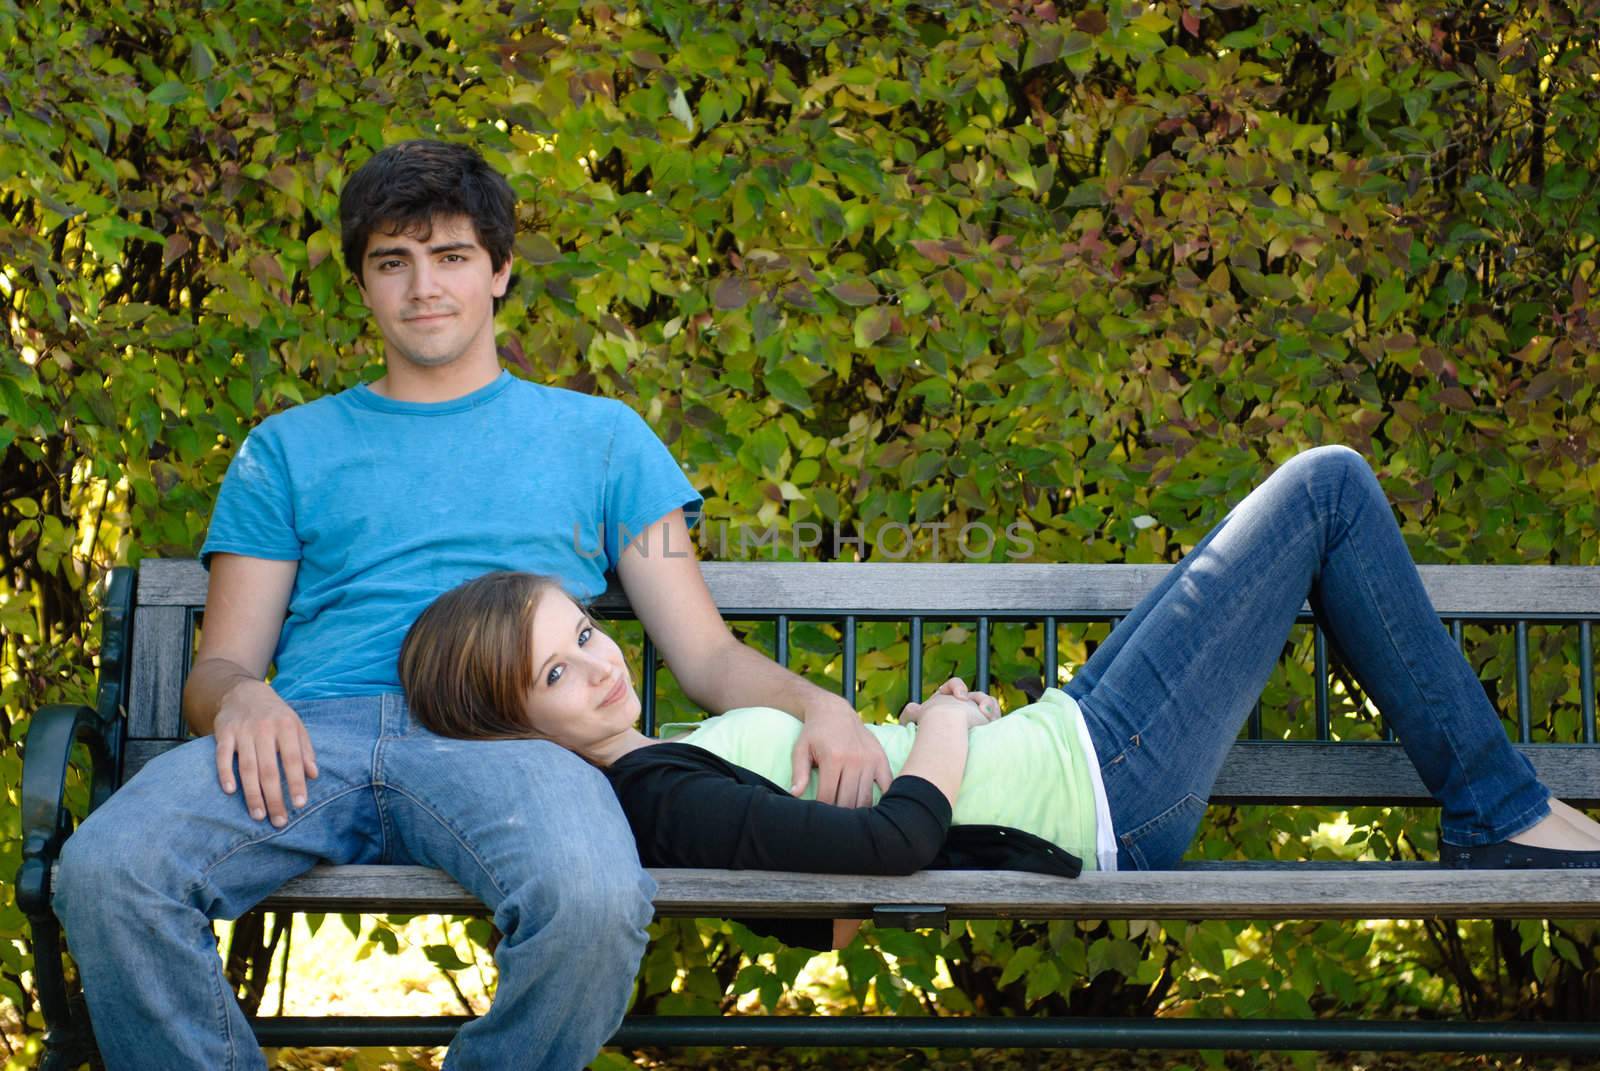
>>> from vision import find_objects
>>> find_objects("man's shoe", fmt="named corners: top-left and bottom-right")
top-left (1441, 841), bottom-right (1600, 869)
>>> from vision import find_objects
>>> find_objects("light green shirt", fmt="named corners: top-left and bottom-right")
top-left (663, 687), bottom-right (1103, 870)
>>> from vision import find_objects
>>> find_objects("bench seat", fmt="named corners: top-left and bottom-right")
top-left (253, 862), bottom-right (1600, 921)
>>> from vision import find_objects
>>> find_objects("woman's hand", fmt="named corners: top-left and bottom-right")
top-left (899, 677), bottom-right (1002, 729)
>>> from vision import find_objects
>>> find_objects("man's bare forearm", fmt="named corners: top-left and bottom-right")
top-left (182, 657), bottom-right (269, 736)
top-left (673, 635), bottom-right (847, 721)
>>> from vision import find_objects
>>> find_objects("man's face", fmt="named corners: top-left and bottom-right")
top-left (356, 213), bottom-right (511, 371)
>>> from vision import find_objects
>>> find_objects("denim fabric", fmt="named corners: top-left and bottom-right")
top-left (1064, 446), bottom-right (1551, 870)
top-left (54, 694), bottom-right (654, 1071)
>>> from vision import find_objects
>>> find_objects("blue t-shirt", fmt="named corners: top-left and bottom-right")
top-left (200, 371), bottom-right (702, 701)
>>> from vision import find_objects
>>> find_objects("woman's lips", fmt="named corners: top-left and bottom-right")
top-left (601, 677), bottom-right (629, 707)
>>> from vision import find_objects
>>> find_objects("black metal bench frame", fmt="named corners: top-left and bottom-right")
top-left (19, 558), bottom-right (1600, 1067)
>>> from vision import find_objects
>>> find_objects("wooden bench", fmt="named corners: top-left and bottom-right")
top-left (19, 557), bottom-right (1600, 1066)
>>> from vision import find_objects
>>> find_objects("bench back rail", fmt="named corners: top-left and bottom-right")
top-left (123, 559), bottom-right (1600, 805)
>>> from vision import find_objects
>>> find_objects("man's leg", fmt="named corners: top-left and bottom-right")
top-left (1064, 445), bottom-right (1549, 868)
top-left (379, 701), bottom-right (654, 1071)
top-left (53, 698), bottom-right (386, 1071)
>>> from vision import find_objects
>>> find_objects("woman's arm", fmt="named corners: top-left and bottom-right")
top-left (894, 695), bottom-right (981, 808)
top-left (610, 754), bottom-right (954, 876)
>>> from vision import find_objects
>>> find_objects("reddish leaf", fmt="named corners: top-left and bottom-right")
top-left (498, 336), bottom-right (532, 374)
top-left (1181, 10), bottom-right (1201, 35)
top-left (941, 269), bottom-right (967, 304)
top-left (162, 233), bottom-right (191, 269)
top-left (713, 277), bottom-right (755, 310)
top-left (910, 239), bottom-right (950, 266)
top-left (1075, 9), bottom-right (1107, 33)
top-left (250, 252), bottom-right (286, 288)
top-left (779, 282), bottom-right (817, 309)
top-left (1434, 387), bottom-right (1474, 410)
top-left (828, 278), bottom-right (880, 307)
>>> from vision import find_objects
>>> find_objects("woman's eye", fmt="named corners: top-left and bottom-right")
top-left (578, 626), bottom-right (593, 645)
top-left (546, 664), bottom-right (564, 686)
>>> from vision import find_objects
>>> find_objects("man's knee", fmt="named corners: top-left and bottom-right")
top-left (54, 812), bottom-right (148, 929)
top-left (502, 848), bottom-right (655, 948)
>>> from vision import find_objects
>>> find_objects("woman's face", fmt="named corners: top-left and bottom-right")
top-left (521, 592), bottom-right (641, 751)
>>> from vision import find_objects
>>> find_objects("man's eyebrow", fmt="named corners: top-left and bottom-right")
top-left (536, 617), bottom-right (590, 684)
top-left (365, 241), bottom-right (478, 261)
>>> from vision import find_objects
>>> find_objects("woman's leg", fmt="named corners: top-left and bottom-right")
top-left (1063, 445), bottom-right (1551, 869)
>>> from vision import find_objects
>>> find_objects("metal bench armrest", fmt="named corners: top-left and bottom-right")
top-left (18, 704), bottom-right (111, 913)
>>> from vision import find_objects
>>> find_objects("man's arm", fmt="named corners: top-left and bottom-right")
top-left (615, 509), bottom-right (892, 807)
top-left (184, 553), bottom-right (316, 828)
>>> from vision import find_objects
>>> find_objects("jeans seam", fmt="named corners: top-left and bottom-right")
top-left (179, 784), bottom-right (376, 905)
top-left (209, 928), bottom-right (234, 1071)
top-left (380, 783), bottom-right (511, 903)
top-left (1327, 458), bottom-right (1492, 827)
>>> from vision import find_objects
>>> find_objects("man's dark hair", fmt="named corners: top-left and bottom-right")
top-left (339, 140), bottom-right (518, 304)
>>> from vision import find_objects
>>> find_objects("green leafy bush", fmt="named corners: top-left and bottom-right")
top-left (3, 0), bottom-right (1598, 1057)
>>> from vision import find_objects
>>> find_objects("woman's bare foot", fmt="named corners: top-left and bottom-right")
top-left (1507, 799), bottom-right (1600, 850)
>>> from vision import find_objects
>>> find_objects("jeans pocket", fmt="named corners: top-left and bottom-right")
top-left (1118, 793), bottom-right (1207, 871)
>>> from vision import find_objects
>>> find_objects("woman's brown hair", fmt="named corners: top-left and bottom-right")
top-left (399, 571), bottom-right (566, 739)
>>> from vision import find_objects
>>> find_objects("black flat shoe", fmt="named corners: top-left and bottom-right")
top-left (1442, 841), bottom-right (1600, 869)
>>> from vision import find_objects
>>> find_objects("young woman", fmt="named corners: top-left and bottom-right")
top-left (399, 447), bottom-right (1600, 947)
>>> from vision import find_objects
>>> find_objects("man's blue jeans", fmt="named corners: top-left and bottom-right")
top-left (1065, 445), bottom-right (1552, 870)
top-left (54, 693), bottom-right (653, 1071)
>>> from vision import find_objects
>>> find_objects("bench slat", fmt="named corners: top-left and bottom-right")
top-left (119, 739), bottom-right (1600, 806)
top-left (128, 606), bottom-right (190, 741)
top-left (134, 558), bottom-right (1600, 616)
top-left (255, 864), bottom-right (1600, 920)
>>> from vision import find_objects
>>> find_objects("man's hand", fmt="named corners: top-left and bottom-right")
top-left (790, 696), bottom-right (892, 807)
top-left (213, 678), bottom-right (318, 827)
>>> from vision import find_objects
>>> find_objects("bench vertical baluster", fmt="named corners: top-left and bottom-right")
top-left (1044, 617), bottom-right (1058, 692)
top-left (1451, 618), bottom-right (1464, 651)
top-left (642, 636), bottom-right (658, 737)
top-left (908, 617), bottom-right (923, 705)
top-left (1314, 626), bottom-right (1330, 741)
top-left (842, 615), bottom-right (857, 702)
top-left (976, 617), bottom-right (990, 693)
top-left (1515, 620), bottom-right (1531, 742)
top-left (776, 614), bottom-right (789, 668)
top-left (1581, 620), bottom-right (1595, 744)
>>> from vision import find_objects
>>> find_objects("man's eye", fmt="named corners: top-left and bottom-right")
top-left (546, 664), bottom-right (564, 686)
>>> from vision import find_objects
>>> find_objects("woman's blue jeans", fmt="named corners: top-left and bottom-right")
top-left (53, 693), bottom-right (653, 1071)
top-left (1064, 445), bottom-right (1551, 870)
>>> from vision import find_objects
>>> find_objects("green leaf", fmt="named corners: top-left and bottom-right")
top-left (853, 306), bottom-right (892, 347)
top-left (998, 943), bottom-right (1041, 987)
top-left (148, 81), bottom-right (192, 106)
top-left (764, 368), bottom-right (813, 411)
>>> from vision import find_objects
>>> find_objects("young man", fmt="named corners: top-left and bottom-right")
top-left (53, 140), bottom-right (891, 1071)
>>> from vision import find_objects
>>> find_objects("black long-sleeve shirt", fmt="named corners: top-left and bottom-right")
top-left (603, 742), bottom-right (1082, 948)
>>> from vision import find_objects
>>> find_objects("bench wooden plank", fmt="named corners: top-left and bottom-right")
top-left (119, 739), bottom-right (1600, 806)
top-left (254, 864), bottom-right (1600, 920)
top-left (128, 605), bottom-right (190, 740)
top-left (135, 558), bottom-right (1600, 617)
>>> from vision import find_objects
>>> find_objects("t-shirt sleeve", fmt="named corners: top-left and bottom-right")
top-left (617, 761), bottom-right (952, 876)
top-left (601, 403), bottom-right (703, 567)
top-left (199, 425), bottom-right (301, 567)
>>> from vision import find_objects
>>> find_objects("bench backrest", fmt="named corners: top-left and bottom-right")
top-left (118, 558), bottom-right (1600, 805)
